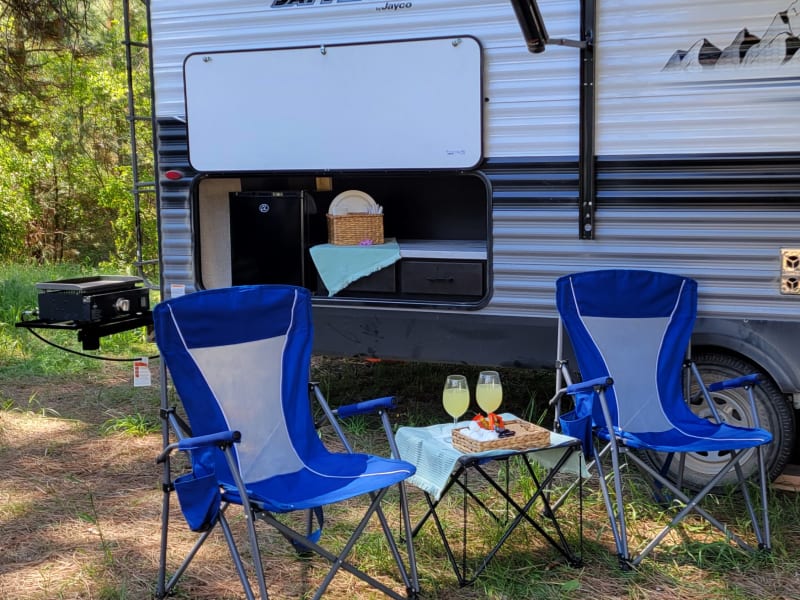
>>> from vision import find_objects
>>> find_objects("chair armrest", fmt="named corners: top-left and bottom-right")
top-left (179, 430), bottom-right (241, 451)
top-left (158, 430), bottom-right (241, 464)
top-left (566, 376), bottom-right (613, 395)
top-left (549, 389), bottom-right (566, 407)
top-left (706, 373), bottom-right (760, 392)
top-left (311, 383), bottom-right (400, 454)
top-left (335, 396), bottom-right (396, 419)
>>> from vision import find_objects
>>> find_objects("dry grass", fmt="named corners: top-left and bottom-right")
top-left (1, 359), bottom-right (799, 599)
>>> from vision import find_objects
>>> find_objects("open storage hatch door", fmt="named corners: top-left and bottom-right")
top-left (183, 37), bottom-right (483, 171)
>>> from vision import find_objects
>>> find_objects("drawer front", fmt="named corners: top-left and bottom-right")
top-left (400, 260), bottom-right (484, 296)
top-left (345, 264), bottom-right (397, 293)
top-left (316, 264), bottom-right (397, 295)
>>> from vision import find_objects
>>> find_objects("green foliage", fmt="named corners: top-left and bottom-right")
top-left (0, 0), bottom-right (156, 269)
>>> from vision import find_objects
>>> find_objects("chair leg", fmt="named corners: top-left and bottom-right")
top-left (223, 450), bottom-right (269, 600)
top-left (745, 384), bottom-right (772, 551)
top-left (735, 462), bottom-right (762, 543)
top-left (549, 441), bottom-right (613, 514)
top-left (736, 446), bottom-right (771, 551)
top-left (370, 483), bottom-right (419, 596)
top-left (592, 443), bottom-right (631, 568)
top-left (313, 487), bottom-right (395, 600)
top-left (625, 450), bottom-right (768, 565)
top-left (258, 487), bottom-right (411, 600)
top-left (191, 512), bottom-right (251, 600)
top-left (757, 446), bottom-right (772, 550)
top-left (156, 458), bottom-right (171, 599)
top-left (593, 391), bottom-right (633, 567)
top-left (159, 519), bottom-right (217, 598)
top-left (156, 366), bottom-right (173, 599)
top-left (398, 480), bottom-right (420, 596)
top-left (381, 412), bottom-right (419, 596)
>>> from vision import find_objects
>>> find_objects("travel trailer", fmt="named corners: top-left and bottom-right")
top-left (144, 0), bottom-right (800, 486)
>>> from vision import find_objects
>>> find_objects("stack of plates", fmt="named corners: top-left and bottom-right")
top-left (328, 190), bottom-right (381, 215)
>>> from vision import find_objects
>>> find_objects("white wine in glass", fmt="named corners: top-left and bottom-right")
top-left (442, 375), bottom-right (470, 423)
top-left (476, 370), bottom-right (503, 415)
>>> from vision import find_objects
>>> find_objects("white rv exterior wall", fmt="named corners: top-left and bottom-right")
top-left (597, 0), bottom-right (800, 155)
top-left (492, 203), bottom-right (799, 319)
top-left (150, 0), bottom-right (799, 322)
top-left (149, 0), bottom-right (582, 157)
top-left (151, 0), bottom-right (800, 157)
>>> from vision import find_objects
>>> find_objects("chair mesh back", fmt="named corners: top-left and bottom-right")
top-left (556, 270), bottom-right (698, 434)
top-left (154, 285), bottom-right (325, 485)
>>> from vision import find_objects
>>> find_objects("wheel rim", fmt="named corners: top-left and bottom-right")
top-left (684, 387), bottom-right (756, 477)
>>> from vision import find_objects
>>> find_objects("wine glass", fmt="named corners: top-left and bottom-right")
top-left (476, 370), bottom-right (503, 416)
top-left (442, 375), bottom-right (470, 423)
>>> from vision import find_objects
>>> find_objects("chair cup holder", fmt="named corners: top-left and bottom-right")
top-left (559, 409), bottom-right (593, 457)
top-left (175, 471), bottom-right (221, 532)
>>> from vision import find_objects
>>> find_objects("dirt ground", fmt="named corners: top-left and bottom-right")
top-left (2, 363), bottom-right (800, 600)
top-left (1, 368), bottom-right (164, 598)
top-left (0, 365), bottom-right (450, 599)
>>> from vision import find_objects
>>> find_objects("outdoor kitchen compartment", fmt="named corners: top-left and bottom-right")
top-left (36, 276), bottom-right (150, 323)
top-left (197, 172), bottom-right (489, 304)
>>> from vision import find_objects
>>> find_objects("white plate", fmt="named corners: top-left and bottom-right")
top-left (328, 190), bottom-right (378, 215)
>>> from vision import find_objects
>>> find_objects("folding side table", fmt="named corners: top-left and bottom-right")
top-left (396, 417), bottom-right (584, 586)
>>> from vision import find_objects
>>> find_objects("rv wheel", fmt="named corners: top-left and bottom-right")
top-left (644, 351), bottom-right (795, 492)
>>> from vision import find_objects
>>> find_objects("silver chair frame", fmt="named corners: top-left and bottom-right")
top-left (550, 320), bottom-right (771, 568)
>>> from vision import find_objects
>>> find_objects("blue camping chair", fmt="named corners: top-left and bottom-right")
top-left (153, 285), bottom-right (419, 599)
top-left (552, 270), bottom-right (772, 568)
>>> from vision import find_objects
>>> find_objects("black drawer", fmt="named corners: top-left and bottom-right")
top-left (400, 260), bottom-right (484, 296)
top-left (317, 264), bottom-right (397, 295)
top-left (345, 264), bottom-right (397, 293)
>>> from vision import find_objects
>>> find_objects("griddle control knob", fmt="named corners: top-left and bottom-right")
top-left (115, 298), bottom-right (131, 313)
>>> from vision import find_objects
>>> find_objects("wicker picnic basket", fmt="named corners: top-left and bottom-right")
top-left (327, 213), bottom-right (384, 246)
top-left (451, 419), bottom-right (552, 453)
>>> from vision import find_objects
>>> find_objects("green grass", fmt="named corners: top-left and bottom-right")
top-left (101, 412), bottom-right (160, 436)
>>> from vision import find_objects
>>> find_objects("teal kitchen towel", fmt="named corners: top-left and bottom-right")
top-left (310, 238), bottom-right (401, 296)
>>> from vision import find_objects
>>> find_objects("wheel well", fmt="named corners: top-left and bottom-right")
top-left (692, 340), bottom-right (798, 402)
top-left (694, 344), bottom-right (799, 456)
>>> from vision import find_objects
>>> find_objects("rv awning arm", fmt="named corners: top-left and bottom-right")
top-left (510, 0), bottom-right (591, 53)
top-left (548, 37), bottom-right (589, 49)
top-left (510, 0), bottom-right (597, 239)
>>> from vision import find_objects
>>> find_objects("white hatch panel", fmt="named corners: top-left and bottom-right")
top-left (184, 37), bottom-right (483, 171)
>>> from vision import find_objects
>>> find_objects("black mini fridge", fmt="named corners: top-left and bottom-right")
top-left (229, 191), bottom-right (311, 287)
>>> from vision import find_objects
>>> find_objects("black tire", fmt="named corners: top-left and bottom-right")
top-left (644, 351), bottom-right (795, 492)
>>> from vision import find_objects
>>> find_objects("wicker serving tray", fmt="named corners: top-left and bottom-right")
top-left (451, 419), bottom-right (552, 453)
top-left (327, 213), bottom-right (384, 246)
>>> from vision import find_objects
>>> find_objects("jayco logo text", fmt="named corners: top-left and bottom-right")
top-left (377, 1), bottom-right (412, 10)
